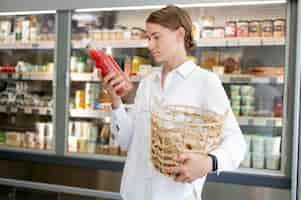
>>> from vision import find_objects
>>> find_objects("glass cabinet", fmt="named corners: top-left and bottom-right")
top-left (0, 12), bottom-right (56, 153)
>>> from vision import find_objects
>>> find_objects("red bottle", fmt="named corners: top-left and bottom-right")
top-left (273, 96), bottom-right (283, 117)
top-left (88, 48), bottom-right (133, 97)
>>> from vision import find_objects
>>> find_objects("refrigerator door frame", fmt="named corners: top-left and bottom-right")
top-left (0, 1), bottom-right (297, 197)
top-left (0, 0), bottom-right (288, 12)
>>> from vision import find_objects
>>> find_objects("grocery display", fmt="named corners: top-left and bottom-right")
top-left (0, 13), bottom-right (55, 152)
top-left (0, 4), bottom-right (295, 198)
top-left (65, 6), bottom-right (287, 176)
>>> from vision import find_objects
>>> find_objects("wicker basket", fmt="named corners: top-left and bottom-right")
top-left (151, 105), bottom-right (227, 177)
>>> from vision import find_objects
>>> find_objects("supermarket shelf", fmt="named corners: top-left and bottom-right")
top-left (72, 37), bottom-right (285, 49)
top-left (0, 148), bottom-right (290, 189)
top-left (65, 152), bottom-right (126, 163)
top-left (70, 109), bottom-right (110, 119)
top-left (0, 105), bottom-right (52, 115)
top-left (129, 74), bottom-right (284, 84)
top-left (0, 178), bottom-right (122, 200)
top-left (0, 41), bottom-right (54, 49)
top-left (70, 73), bottom-right (100, 82)
top-left (235, 167), bottom-right (284, 176)
top-left (208, 169), bottom-right (290, 189)
top-left (237, 116), bottom-right (282, 127)
top-left (197, 37), bottom-right (285, 47)
top-left (123, 104), bottom-right (283, 127)
top-left (0, 145), bottom-right (54, 155)
top-left (220, 74), bottom-right (284, 84)
top-left (0, 72), bottom-right (53, 81)
top-left (72, 40), bottom-right (148, 49)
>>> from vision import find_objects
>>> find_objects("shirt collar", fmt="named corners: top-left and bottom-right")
top-left (154, 60), bottom-right (196, 82)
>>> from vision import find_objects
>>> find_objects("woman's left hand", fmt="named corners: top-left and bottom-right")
top-left (166, 153), bottom-right (213, 184)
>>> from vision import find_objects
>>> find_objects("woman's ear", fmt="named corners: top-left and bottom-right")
top-left (176, 27), bottom-right (186, 41)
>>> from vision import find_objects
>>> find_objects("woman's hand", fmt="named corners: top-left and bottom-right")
top-left (166, 153), bottom-right (213, 184)
top-left (100, 70), bottom-right (124, 109)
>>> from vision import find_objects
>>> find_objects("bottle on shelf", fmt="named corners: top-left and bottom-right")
top-left (88, 48), bottom-right (133, 97)
top-left (273, 96), bottom-right (283, 117)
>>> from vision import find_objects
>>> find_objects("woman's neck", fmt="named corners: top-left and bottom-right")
top-left (161, 50), bottom-right (187, 89)
top-left (163, 49), bottom-right (187, 73)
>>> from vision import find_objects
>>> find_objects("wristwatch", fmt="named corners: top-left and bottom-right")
top-left (208, 154), bottom-right (218, 172)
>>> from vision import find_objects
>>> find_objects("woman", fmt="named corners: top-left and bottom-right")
top-left (103, 5), bottom-right (246, 200)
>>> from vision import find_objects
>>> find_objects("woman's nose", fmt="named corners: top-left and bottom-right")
top-left (148, 39), bottom-right (155, 51)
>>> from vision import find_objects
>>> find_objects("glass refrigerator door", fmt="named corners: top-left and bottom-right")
top-left (68, 11), bottom-right (148, 158)
top-left (0, 13), bottom-right (55, 152)
top-left (68, 4), bottom-right (288, 176)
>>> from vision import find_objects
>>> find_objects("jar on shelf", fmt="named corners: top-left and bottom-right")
top-left (273, 18), bottom-right (285, 37)
top-left (213, 27), bottom-right (225, 38)
top-left (261, 20), bottom-right (273, 37)
top-left (237, 20), bottom-right (249, 37)
top-left (202, 27), bottom-right (214, 38)
top-left (225, 21), bottom-right (236, 37)
top-left (249, 20), bottom-right (261, 37)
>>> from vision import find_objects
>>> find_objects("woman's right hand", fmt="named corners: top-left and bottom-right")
top-left (100, 70), bottom-right (124, 109)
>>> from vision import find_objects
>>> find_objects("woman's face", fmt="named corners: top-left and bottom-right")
top-left (146, 22), bottom-right (182, 63)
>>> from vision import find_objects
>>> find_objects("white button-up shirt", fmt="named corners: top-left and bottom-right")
top-left (112, 61), bottom-right (246, 200)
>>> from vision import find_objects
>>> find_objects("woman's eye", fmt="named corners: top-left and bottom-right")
top-left (154, 36), bottom-right (159, 40)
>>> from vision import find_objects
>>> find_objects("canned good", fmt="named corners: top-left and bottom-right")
top-left (225, 21), bottom-right (236, 37)
top-left (77, 57), bottom-right (86, 73)
top-left (25, 131), bottom-right (35, 148)
top-left (249, 20), bottom-right (261, 37)
top-left (68, 136), bottom-right (78, 152)
top-left (30, 27), bottom-right (38, 42)
top-left (78, 138), bottom-right (88, 153)
top-left (0, 21), bottom-right (11, 42)
top-left (273, 19), bottom-right (285, 37)
top-left (261, 20), bottom-right (273, 37)
top-left (6, 132), bottom-right (22, 147)
top-left (231, 96), bottom-right (241, 107)
top-left (88, 125), bottom-right (98, 142)
top-left (87, 141), bottom-right (97, 153)
top-left (75, 90), bottom-right (85, 109)
top-left (241, 105), bottom-right (255, 116)
top-left (74, 121), bottom-right (83, 137)
top-left (0, 131), bottom-right (6, 144)
top-left (85, 83), bottom-right (94, 109)
top-left (237, 21), bottom-right (249, 37)
top-left (232, 106), bottom-right (240, 116)
top-left (22, 20), bottom-right (30, 43)
top-left (241, 96), bottom-right (255, 106)
top-left (240, 85), bottom-right (255, 96)
top-left (36, 123), bottom-right (46, 149)
top-left (70, 56), bottom-right (78, 72)
top-left (230, 85), bottom-right (241, 96)
top-left (45, 123), bottom-right (53, 150)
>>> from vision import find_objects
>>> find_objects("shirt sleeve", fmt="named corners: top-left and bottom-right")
top-left (111, 104), bottom-right (133, 149)
top-left (205, 74), bottom-right (247, 174)
top-left (111, 79), bottom-right (146, 150)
